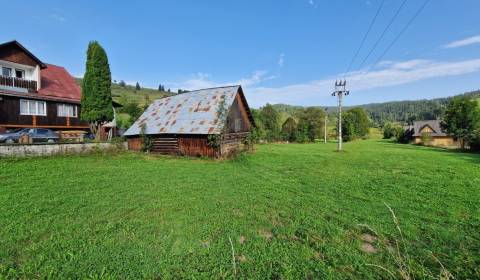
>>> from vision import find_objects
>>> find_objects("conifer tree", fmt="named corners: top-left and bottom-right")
top-left (81, 41), bottom-right (114, 139)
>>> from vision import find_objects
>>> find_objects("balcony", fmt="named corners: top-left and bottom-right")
top-left (0, 75), bottom-right (37, 93)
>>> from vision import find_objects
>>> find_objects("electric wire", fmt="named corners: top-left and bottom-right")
top-left (343, 0), bottom-right (386, 78)
top-left (358, 0), bottom-right (431, 80)
top-left (356, 0), bottom-right (408, 71)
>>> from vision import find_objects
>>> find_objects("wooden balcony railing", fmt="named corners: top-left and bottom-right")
top-left (0, 75), bottom-right (38, 92)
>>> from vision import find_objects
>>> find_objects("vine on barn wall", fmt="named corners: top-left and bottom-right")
top-left (140, 123), bottom-right (153, 152)
top-left (208, 95), bottom-right (229, 148)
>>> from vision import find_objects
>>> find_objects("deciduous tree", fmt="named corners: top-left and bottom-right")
top-left (441, 96), bottom-right (480, 149)
top-left (281, 117), bottom-right (297, 142)
top-left (342, 107), bottom-right (370, 141)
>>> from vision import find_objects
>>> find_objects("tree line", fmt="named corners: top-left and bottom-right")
top-left (251, 104), bottom-right (370, 143)
top-left (272, 90), bottom-right (480, 127)
top-left (383, 95), bottom-right (480, 151)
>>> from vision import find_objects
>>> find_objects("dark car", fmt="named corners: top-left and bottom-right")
top-left (0, 128), bottom-right (59, 144)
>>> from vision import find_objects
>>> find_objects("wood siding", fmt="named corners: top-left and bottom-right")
top-left (0, 44), bottom-right (39, 67)
top-left (226, 93), bottom-right (251, 133)
top-left (178, 135), bottom-right (218, 157)
top-left (127, 132), bottom-right (250, 158)
top-left (0, 95), bottom-right (89, 130)
top-left (127, 137), bottom-right (143, 151)
top-left (414, 136), bottom-right (459, 148)
top-left (221, 132), bottom-right (250, 157)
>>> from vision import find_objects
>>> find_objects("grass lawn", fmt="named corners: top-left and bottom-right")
top-left (1, 140), bottom-right (479, 279)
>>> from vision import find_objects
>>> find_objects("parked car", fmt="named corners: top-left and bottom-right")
top-left (0, 128), bottom-right (59, 144)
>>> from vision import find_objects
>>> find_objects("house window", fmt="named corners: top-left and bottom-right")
top-left (57, 103), bottom-right (78, 117)
top-left (15, 69), bottom-right (25, 79)
top-left (20, 99), bottom-right (47, 116)
top-left (2, 67), bottom-right (12, 77)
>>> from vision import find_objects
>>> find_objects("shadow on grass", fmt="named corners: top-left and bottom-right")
top-left (379, 140), bottom-right (480, 164)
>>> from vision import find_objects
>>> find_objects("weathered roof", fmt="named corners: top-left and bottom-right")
top-left (412, 120), bottom-right (447, 137)
top-left (38, 64), bottom-right (81, 102)
top-left (124, 85), bottom-right (247, 136)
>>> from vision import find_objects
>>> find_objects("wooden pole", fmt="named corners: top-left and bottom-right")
top-left (324, 112), bottom-right (328, 144)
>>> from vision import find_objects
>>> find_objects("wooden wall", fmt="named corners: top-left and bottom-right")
top-left (226, 94), bottom-right (251, 133)
top-left (127, 137), bottom-right (143, 151)
top-left (0, 95), bottom-right (89, 130)
top-left (127, 132), bottom-right (251, 158)
top-left (221, 132), bottom-right (250, 157)
top-left (414, 136), bottom-right (459, 148)
top-left (178, 135), bottom-right (218, 157)
top-left (127, 134), bottom-right (219, 157)
top-left (0, 44), bottom-right (39, 67)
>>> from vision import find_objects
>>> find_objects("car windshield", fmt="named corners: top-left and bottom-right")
top-left (10, 128), bottom-right (29, 134)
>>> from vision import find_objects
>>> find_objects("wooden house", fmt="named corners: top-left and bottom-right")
top-left (0, 40), bottom-right (89, 133)
top-left (123, 85), bottom-right (255, 158)
top-left (412, 120), bottom-right (459, 148)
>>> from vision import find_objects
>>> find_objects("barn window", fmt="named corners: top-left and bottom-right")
top-left (20, 99), bottom-right (46, 116)
top-left (235, 118), bottom-right (242, 131)
top-left (57, 104), bottom-right (78, 117)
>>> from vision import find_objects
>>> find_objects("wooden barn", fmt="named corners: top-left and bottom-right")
top-left (123, 85), bottom-right (255, 158)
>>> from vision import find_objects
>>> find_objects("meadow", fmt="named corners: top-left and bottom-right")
top-left (0, 140), bottom-right (479, 279)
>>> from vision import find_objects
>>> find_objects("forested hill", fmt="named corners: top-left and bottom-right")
top-left (272, 90), bottom-right (480, 125)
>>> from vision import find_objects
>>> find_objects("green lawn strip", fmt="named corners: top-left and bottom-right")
top-left (0, 140), bottom-right (479, 278)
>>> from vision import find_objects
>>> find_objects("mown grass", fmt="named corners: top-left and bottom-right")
top-left (0, 140), bottom-right (479, 279)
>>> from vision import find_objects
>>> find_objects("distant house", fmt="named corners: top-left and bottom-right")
top-left (0, 40), bottom-right (89, 133)
top-left (123, 85), bottom-right (255, 158)
top-left (412, 120), bottom-right (458, 148)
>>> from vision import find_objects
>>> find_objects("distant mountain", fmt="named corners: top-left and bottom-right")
top-left (271, 90), bottom-right (480, 125)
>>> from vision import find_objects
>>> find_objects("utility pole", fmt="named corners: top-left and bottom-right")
top-left (324, 107), bottom-right (328, 144)
top-left (331, 80), bottom-right (349, 151)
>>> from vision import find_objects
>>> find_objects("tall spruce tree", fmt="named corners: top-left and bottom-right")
top-left (81, 41), bottom-right (114, 138)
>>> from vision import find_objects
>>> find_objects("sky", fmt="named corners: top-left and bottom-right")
top-left (2, 0), bottom-right (480, 108)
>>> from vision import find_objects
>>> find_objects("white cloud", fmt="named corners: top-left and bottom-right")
top-left (443, 35), bottom-right (480, 49)
top-left (246, 58), bottom-right (480, 107)
top-left (278, 53), bottom-right (285, 68)
top-left (172, 70), bottom-right (275, 91)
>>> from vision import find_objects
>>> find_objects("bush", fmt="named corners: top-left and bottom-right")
top-left (397, 128), bottom-right (414, 144)
top-left (342, 108), bottom-right (370, 141)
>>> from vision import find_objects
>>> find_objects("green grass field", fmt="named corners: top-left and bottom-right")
top-left (1, 140), bottom-right (479, 279)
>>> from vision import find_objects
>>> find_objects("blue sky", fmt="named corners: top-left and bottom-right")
top-left (2, 0), bottom-right (480, 107)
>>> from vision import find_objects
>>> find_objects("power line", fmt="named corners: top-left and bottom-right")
top-left (344, 0), bottom-right (385, 77)
top-left (369, 0), bottom-right (431, 70)
top-left (356, 0), bottom-right (408, 71)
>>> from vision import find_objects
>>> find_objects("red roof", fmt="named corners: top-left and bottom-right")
top-left (38, 64), bottom-right (81, 102)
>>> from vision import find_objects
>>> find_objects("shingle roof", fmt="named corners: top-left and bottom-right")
top-left (124, 85), bottom-right (244, 136)
top-left (412, 120), bottom-right (447, 137)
